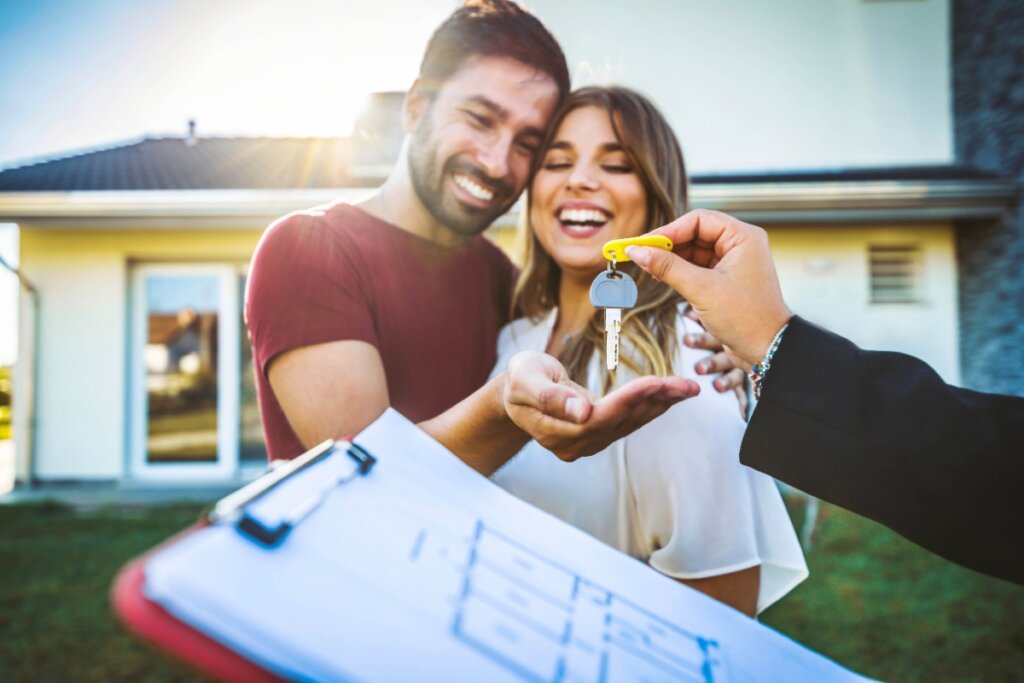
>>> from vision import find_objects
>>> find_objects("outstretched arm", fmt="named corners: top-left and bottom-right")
top-left (627, 208), bottom-right (1024, 585)
top-left (422, 351), bottom-right (700, 475)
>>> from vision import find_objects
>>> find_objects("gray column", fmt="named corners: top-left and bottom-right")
top-left (953, 0), bottom-right (1024, 396)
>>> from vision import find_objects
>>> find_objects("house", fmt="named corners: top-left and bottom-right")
top-left (1, 0), bottom-right (1020, 487)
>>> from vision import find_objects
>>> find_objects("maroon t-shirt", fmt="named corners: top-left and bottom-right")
top-left (245, 202), bottom-right (518, 460)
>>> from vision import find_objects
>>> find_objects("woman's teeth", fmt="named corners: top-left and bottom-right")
top-left (454, 174), bottom-right (494, 202)
top-left (558, 208), bottom-right (609, 228)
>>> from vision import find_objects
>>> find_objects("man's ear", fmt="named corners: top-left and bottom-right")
top-left (403, 78), bottom-right (432, 134)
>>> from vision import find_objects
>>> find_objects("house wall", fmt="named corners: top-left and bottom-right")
top-left (769, 223), bottom-right (960, 383)
top-left (533, 0), bottom-right (952, 172)
top-left (15, 227), bottom-right (261, 481)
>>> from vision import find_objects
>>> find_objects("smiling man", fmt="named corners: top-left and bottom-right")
top-left (245, 0), bottom-right (697, 471)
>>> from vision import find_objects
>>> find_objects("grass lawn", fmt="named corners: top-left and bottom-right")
top-left (1, 499), bottom-right (1022, 682)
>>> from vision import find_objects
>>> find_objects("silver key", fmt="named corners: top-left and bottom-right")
top-left (589, 265), bottom-right (638, 371)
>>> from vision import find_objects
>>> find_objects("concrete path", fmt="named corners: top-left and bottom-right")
top-left (0, 478), bottom-right (238, 511)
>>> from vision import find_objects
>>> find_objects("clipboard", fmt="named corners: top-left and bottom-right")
top-left (112, 409), bottom-right (872, 683)
top-left (112, 438), bottom-right (372, 682)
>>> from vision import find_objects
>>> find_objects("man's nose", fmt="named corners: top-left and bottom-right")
top-left (475, 134), bottom-right (512, 179)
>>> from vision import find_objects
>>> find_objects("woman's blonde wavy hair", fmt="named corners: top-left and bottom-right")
top-left (513, 86), bottom-right (689, 392)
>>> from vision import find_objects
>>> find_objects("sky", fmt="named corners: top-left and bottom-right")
top-left (0, 0), bottom-right (460, 365)
top-left (0, 0), bottom-right (458, 167)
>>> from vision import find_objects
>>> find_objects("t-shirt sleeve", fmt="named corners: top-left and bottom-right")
top-left (244, 211), bottom-right (379, 378)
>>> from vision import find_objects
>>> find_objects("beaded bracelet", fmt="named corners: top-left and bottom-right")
top-left (749, 323), bottom-right (789, 400)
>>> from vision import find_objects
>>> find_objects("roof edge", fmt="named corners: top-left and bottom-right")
top-left (0, 175), bottom-right (1018, 226)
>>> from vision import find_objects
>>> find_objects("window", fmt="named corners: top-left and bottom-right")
top-left (131, 264), bottom-right (266, 480)
top-left (868, 245), bottom-right (922, 304)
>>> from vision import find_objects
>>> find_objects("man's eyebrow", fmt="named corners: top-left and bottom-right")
top-left (464, 95), bottom-right (546, 140)
top-left (464, 96), bottom-right (507, 119)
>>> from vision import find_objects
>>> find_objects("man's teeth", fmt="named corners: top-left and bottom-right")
top-left (454, 175), bottom-right (494, 202)
top-left (558, 208), bottom-right (608, 225)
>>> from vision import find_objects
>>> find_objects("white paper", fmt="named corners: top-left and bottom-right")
top-left (144, 409), bottom-right (872, 682)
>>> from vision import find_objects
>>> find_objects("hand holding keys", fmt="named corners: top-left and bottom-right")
top-left (589, 236), bottom-right (674, 371)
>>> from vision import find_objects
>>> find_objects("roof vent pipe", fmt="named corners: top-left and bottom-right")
top-left (186, 119), bottom-right (197, 146)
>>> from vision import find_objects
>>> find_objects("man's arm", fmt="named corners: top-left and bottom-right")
top-left (268, 340), bottom-right (390, 448)
top-left (421, 351), bottom-right (700, 475)
top-left (270, 343), bottom-right (700, 477)
top-left (742, 316), bottom-right (1024, 585)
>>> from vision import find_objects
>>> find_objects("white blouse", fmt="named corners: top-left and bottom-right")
top-left (489, 306), bottom-right (808, 613)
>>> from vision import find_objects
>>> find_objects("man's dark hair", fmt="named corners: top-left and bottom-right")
top-left (419, 0), bottom-right (570, 102)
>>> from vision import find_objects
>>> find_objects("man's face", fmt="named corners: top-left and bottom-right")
top-left (407, 55), bottom-right (560, 237)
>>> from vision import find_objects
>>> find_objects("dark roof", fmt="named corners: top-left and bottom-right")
top-left (0, 131), bottom-right (1010, 193)
top-left (0, 136), bottom-right (358, 191)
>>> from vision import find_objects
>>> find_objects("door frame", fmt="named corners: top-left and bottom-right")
top-left (128, 264), bottom-right (240, 481)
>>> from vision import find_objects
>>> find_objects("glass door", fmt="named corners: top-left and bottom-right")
top-left (130, 265), bottom-right (239, 480)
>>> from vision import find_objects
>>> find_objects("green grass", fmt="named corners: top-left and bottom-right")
top-left (760, 503), bottom-right (1024, 682)
top-left (0, 502), bottom-right (210, 682)
top-left (1, 500), bottom-right (1022, 682)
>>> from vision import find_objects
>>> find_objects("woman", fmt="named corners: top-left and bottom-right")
top-left (489, 86), bottom-right (807, 616)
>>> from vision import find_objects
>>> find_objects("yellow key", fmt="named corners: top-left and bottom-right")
top-left (601, 235), bottom-right (674, 263)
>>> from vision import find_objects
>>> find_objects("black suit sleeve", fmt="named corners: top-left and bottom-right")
top-left (741, 316), bottom-right (1024, 585)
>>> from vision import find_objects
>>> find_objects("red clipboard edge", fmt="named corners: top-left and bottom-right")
top-left (110, 522), bottom-right (282, 683)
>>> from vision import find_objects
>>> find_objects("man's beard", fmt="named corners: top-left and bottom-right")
top-left (407, 113), bottom-right (519, 238)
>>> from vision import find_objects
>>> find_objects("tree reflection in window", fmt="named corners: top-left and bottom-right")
top-left (144, 275), bottom-right (219, 463)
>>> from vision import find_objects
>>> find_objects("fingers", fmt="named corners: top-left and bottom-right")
top-left (538, 377), bottom-right (700, 462)
top-left (626, 243), bottom-right (713, 304)
top-left (505, 351), bottom-right (593, 423)
top-left (683, 330), bottom-right (723, 352)
top-left (694, 351), bottom-right (733, 377)
top-left (733, 381), bottom-right (750, 421)
top-left (712, 367), bottom-right (747, 392)
top-left (648, 209), bottom-right (730, 251)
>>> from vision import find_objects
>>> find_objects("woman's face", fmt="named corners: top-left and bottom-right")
top-left (529, 105), bottom-right (648, 280)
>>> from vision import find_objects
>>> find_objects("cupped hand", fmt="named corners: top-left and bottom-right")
top-left (502, 351), bottom-right (700, 462)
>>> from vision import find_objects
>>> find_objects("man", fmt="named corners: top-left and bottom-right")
top-left (246, 0), bottom-right (696, 473)
top-left (626, 209), bottom-right (1024, 586)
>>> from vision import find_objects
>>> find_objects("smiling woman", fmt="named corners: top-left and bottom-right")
top-left (489, 85), bottom-right (808, 618)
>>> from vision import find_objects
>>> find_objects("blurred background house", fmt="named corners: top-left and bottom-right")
top-left (0, 0), bottom-right (1020, 489)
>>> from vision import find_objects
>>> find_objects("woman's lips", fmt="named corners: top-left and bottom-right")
top-left (556, 205), bottom-right (611, 236)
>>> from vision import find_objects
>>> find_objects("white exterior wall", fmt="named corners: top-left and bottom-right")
top-left (533, 0), bottom-right (952, 172)
top-left (24, 252), bottom-right (126, 479)
top-left (769, 223), bottom-right (960, 382)
top-left (16, 227), bottom-right (261, 481)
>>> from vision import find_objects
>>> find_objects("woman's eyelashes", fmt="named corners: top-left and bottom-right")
top-left (539, 157), bottom-right (634, 174)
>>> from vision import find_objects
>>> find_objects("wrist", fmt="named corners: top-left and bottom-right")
top-left (747, 317), bottom-right (791, 400)
top-left (742, 308), bottom-right (792, 368)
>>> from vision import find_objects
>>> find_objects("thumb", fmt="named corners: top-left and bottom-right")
top-left (626, 245), bottom-right (714, 303)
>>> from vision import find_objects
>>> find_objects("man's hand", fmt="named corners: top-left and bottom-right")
top-left (683, 306), bottom-right (748, 419)
top-left (626, 209), bottom-right (792, 369)
top-left (502, 351), bottom-right (700, 462)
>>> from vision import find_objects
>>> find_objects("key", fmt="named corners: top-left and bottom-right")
top-left (590, 267), bottom-right (638, 371)
top-left (590, 236), bottom-right (674, 371)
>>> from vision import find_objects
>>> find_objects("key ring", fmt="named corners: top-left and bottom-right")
top-left (606, 253), bottom-right (619, 277)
